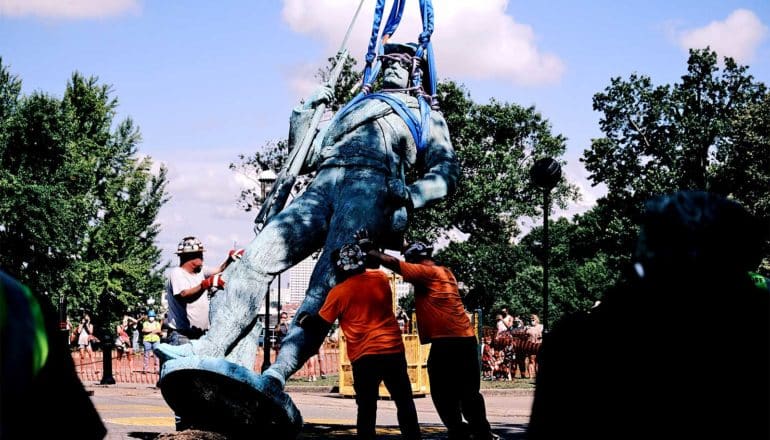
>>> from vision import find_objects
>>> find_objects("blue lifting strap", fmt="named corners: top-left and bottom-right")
top-left (332, 0), bottom-right (436, 153)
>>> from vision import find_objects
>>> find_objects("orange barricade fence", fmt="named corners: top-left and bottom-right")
top-left (72, 342), bottom-right (341, 384)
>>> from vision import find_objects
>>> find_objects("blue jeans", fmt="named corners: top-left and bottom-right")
top-left (143, 340), bottom-right (160, 372)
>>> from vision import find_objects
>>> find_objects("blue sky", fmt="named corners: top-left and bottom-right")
top-left (1, 0), bottom-right (768, 267)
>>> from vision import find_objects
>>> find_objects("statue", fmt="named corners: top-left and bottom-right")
top-left (155, 40), bottom-right (459, 437)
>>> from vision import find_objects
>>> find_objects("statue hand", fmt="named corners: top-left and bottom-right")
top-left (386, 178), bottom-right (413, 210)
top-left (303, 85), bottom-right (334, 110)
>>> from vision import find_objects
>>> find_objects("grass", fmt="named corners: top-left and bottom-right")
top-left (480, 377), bottom-right (536, 389)
top-left (287, 374), bottom-right (339, 388)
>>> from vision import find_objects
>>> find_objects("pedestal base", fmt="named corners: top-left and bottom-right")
top-left (159, 356), bottom-right (302, 439)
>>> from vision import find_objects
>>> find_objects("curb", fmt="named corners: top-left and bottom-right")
top-left (85, 383), bottom-right (535, 397)
top-left (285, 385), bottom-right (534, 397)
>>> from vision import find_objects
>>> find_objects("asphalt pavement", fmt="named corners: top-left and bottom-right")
top-left (87, 383), bottom-right (533, 439)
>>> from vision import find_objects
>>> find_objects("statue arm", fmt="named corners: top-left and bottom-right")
top-left (290, 86), bottom-right (333, 174)
top-left (288, 107), bottom-right (325, 174)
top-left (407, 112), bottom-right (460, 209)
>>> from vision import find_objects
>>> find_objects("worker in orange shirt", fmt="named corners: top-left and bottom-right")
top-left (296, 242), bottom-right (420, 440)
top-left (361, 232), bottom-right (498, 440)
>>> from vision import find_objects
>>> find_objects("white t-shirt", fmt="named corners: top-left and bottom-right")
top-left (165, 266), bottom-right (214, 332)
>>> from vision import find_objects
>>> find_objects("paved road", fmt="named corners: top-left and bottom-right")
top-left (88, 384), bottom-right (532, 439)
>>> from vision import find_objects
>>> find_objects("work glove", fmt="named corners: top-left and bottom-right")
top-left (200, 274), bottom-right (225, 292)
top-left (303, 85), bottom-right (334, 110)
top-left (354, 228), bottom-right (376, 253)
top-left (227, 248), bottom-right (245, 264)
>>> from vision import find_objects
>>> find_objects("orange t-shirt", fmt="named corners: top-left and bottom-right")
top-left (319, 269), bottom-right (405, 362)
top-left (399, 261), bottom-right (475, 343)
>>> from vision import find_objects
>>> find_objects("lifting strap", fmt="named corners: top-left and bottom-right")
top-left (332, 0), bottom-right (437, 153)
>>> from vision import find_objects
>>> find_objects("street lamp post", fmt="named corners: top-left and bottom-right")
top-left (99, 291), bottom-right (116, 385)
top-left (262, 284), bottom-right (272, 372)
top-left (530, 157), bottom-right (562, 333)
top-left (257, 169), bottom-right (277, 373)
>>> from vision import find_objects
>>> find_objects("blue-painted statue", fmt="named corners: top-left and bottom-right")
top-left (156, 2), bottom-right (454, 436)
top-left (156, 0), bottom-right (450, 438)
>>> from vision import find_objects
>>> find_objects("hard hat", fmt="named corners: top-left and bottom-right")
top-left (175, 236), bottom-right (205, 254)
top-left (403, 241), bottom-right (433, 262)
top-left (147, 310), bottom-right (156, 318)
top-left (334, 243), bottom-right (366, 274)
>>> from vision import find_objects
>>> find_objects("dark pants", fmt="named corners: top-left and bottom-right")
top-left (352, 352), bottom-right (421, 440)
top-left (428, 337), bottom-right (493, 440)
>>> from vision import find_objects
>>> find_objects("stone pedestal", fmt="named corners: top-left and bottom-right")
top-left (159, 356), bottom-right (302, 439)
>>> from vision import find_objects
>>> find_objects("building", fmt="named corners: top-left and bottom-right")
top-left (288, 252), bottom-right (412, 309)
top-left (288, 253), bottom-right (320, 304)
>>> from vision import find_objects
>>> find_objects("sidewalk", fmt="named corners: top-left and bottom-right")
top-left (88, 383), bottom-right (532, 439)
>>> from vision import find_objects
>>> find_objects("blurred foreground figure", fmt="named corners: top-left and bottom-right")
top-left (0, 270), bottom-right (106, 439)
top-left (528, 191), bottom-right (769, 439)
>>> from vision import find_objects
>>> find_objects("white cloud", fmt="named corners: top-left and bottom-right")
top-left (0, 0), bottom-right (140, 19)
top-left (281, 0), bottom-right (565, 96)
top-left (675, 9), bottom-right (768, 63)
top-left (153, 147), bottom-right (258, 267)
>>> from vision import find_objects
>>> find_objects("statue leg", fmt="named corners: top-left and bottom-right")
top-left (224, 317), bottom-right (261, 369)
top-left (184, 184), bottom-right (331, 359)
top-left (265, 167), bottom-right (390, 384)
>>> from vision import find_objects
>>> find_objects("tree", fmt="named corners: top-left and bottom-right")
top-left (409, 81), bottom-right (579, 243)
top-left (417, 81), bottom-right (579, 322)
top-left (0, 59), bottom-right (169, 328)
top-left (582, 48), bottom-right (769, 273)
top-left (504, 217), bottom-right (618, 324)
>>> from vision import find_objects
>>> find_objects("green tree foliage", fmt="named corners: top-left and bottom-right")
top-left (507, 217), bottom-right (617, 325)
top-left (0, 58), bottom-right (169, 329)
top-left (582, 48), bottom-right (769, 273)
top-left (410, 81), bottom-right (578, 243)
top-left (421, 81), bottom-right (579, 321)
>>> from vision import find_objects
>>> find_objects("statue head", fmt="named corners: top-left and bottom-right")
top-left (380, 42), bottom-right (427, 90)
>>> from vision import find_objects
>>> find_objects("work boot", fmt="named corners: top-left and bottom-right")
top-left (154, 343), bottom-right (194, 362)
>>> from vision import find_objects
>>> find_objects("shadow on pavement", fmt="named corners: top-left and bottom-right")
top-left (129, 422), bottom-right (528, 439)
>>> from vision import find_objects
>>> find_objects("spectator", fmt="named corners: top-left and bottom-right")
top-left (76, 312), bottom-right (98, 375)
top-left (481, 336), bottom-right (494, 381)
top-left (528, 191), bottom-right (770, 439)
top-left (142, 310), bottom-right (162, 373)
top-left (524, 314), bottom-right (543, 379)
top-left (305, 242), bottom-right (420, 439)
top-left (0, 270), bottom-right (106, 439)
top-left (116, 315), bottom-right (137, 373)
top-left (129, 313), bottom-right (140, 352)
top-left (501, 307), bottom-right (515, 330)
top-left (274, 311), bottom-right (290, 355)
top-left (494, 313), bottom-right (507, 339)
top-left (396, 307), bottom-right (411, 334)
top-left (364, 235), bottom-right (498, 440)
